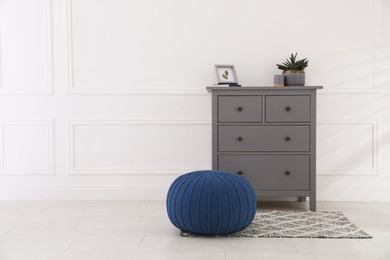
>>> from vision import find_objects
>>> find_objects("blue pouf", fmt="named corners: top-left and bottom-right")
top-left (166, 170), bottom-right (256, 235)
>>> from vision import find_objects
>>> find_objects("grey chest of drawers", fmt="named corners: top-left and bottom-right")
top-left (206, 86), bottom-right (322, 211)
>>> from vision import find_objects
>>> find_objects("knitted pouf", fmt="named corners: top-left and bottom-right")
top-left (166, 170), bottom-right (256, 235)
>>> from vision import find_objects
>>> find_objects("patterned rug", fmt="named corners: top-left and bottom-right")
top-left (180, 210), bottom-right (372, 238)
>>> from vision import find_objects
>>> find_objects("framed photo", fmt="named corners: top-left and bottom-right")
top-left (215, 64), bottom-right (238, 84)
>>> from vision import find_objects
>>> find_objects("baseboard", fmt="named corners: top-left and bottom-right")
top-left (0, 187), bottom-right (389, 201)
top-left (0, 187), bottom-right (168, 200)
top-left (317, 187), bottom-right (390, 201)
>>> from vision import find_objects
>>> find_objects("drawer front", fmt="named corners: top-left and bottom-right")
top-left (218, 96), bottom-right (262, 122)
top-left (218, 154), bottom-right (310, 190)
top-left (265, 95), bottom-right (310, 122)
top-left (218, 125), bottom-right (310, 152)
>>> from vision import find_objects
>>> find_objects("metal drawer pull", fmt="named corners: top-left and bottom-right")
top-left (238, 170), bottom-right (243, 175)
top-left (285, 136), bottom-right (291, 141)
top-left (237, 106), bottom-right (243, 111)
top-left (285, 170), bottom-right (291, 175)
top-left (237, 136), bottom-right (243, 141)
top-left (285, 106), bottom-right (291, 111)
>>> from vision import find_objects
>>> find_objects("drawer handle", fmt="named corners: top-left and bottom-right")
top-left (285, 106), bottom-right (291, 111)
top-left (237, 170), bottom-right (243, 175)
top-left (237, 106), bottom-right (243, 112)
top-left (285, 170), bottom-right (291, 176)
top-left (285, 136), bottom-right (291, 141)
top-left (237, 136), bottom-right (243, 141)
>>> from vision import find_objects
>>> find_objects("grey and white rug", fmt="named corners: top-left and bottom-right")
top-left (181, 210), bottom-right (372, 239)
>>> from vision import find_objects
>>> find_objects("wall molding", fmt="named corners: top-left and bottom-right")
top-left (0, 0), bottom-right (54, 95)
top-left (65, 0), bottom-right (383, 96)
top-left (67, 88), bottom-right (208, 96)
top-left (0, 120), bottom-right (55, 175)
top-left (317, 119), bottom-right (379, 176)
top-left (68, 118), bottom-right (211, 176)
top-left (68, 118), bottom-right (379, 176)
top-left (319, 1), bottom-right (383, 96)
top-left (65, 0), bottom-right (206, 96)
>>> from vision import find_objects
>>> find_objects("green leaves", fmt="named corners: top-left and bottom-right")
top-left (276, 53), bottom-right (309, 71)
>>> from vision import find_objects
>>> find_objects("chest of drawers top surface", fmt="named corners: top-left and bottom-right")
top-left (206, 86), bottom-right (323, 91)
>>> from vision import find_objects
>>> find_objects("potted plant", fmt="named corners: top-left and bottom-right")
top-left (276, 53), bottom-right (308, 86)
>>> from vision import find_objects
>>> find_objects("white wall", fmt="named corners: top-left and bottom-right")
top-left (0, 0), bottom-right (389, 200)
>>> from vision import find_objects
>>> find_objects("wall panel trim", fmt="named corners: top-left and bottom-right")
top-left (65, 0), bottom-right (206, 96)
top-left (68, 118), bottom-right (211, 176)
top-left (0, 0), bottom-right (54, 95)
top-left (317, 119), bottom-right (378, 176)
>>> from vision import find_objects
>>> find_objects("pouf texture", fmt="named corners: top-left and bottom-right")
top-left (166, 170), bottom-right (256, 235)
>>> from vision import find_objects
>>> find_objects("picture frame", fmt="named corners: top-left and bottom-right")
top-left (215, 64), bottom-right (238, 85)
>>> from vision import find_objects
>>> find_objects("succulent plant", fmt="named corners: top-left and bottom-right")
top-left (276, 53), bottom-right (308, 71)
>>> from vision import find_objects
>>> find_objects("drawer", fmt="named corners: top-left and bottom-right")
top-left (218, 96), bottom-right (262, 122)
top-left (265, 95), bottom-right (310, 122)
top-left (218, 125), bottom-right (310, 152)
top-left (218, 154), bottom-right (310, 190)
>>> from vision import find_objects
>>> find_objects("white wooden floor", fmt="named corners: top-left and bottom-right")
top-left (0, 201), bottom-right (389, 260)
